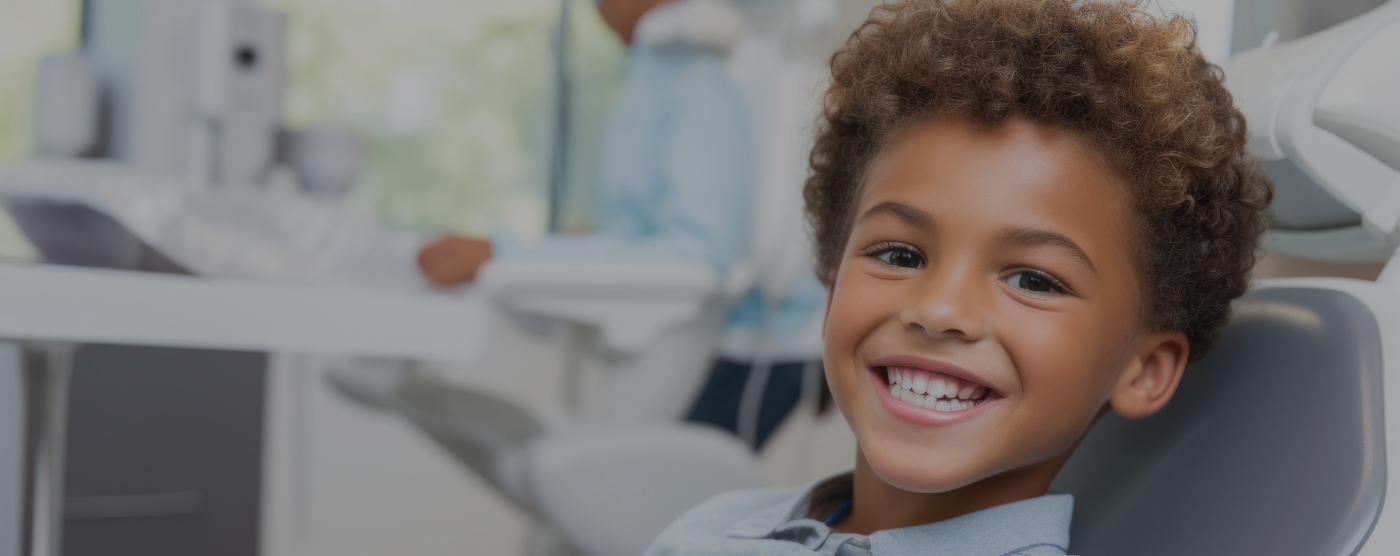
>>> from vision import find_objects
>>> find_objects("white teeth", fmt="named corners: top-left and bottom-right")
top-left (886, 368), bottom-right (993, 412)
top-left (928, 377), bottom-right (945, 398)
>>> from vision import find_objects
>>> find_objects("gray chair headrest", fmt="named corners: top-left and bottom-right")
top-left (1052, 286), bottom-right (1386, 555)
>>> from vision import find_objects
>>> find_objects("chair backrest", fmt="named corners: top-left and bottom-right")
top-left (1051, 285), bottom-right (1386, 555)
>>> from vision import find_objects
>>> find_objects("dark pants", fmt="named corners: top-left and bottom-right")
top-left (685, 359), bottom-right (823, 450)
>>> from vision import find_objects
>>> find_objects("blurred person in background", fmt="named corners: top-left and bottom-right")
top-left (417, 0), bottom-right (822, 449)
top-left (417, 0), bottom-right (750, 282)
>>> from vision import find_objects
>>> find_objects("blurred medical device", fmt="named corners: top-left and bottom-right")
top-left (30, 0), bottom-right (358, 196)
top-left (12, 0), bottom-right (413, 289)
top-left (1047, 1), bottom-right (1400, 555)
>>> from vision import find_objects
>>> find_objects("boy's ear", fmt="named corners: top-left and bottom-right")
top-left (1109, 330), bottom-right (1189, 420)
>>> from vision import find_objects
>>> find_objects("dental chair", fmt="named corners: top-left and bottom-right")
top-left (326, 2), bottom-right (833, 555)
top-left (1052, 2), bottom-right (1400, 554)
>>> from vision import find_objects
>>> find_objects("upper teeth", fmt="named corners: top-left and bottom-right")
top-left (886, 366), bottom-right (987, 412)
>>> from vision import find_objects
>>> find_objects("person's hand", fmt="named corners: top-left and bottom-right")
top-left (418, 235), bottom-right (493, 286)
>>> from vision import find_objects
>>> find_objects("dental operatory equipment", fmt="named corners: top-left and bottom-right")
top-left (11, 0), bottom-right (415, 289)
top-left (28, 0), bottom-right (362, 197)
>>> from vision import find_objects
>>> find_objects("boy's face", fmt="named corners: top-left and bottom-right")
top-left (824, 117), bottom-right (1184, 494)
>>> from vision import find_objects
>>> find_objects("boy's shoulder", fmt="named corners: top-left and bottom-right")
top-left (642, 476), bottom-right (1079, 556)
top-left (642, 484), bottom-right (813, 556)
top-left (668, 483), bottom-right (810, 535)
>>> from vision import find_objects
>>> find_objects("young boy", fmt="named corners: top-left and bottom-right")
top-left (644, 0), bottom-right (1273, 554)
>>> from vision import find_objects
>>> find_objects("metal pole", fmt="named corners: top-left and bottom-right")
top-left (547, 0), bottom-right (573, 234)
top-left (21, 343), bottom-right (75, 556)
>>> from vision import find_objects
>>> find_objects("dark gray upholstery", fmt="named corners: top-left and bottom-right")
top-left (1051, 287), bottom-right (1386, 556)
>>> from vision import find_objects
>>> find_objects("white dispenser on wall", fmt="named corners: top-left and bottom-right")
top-left (50, 0), bottom-right (286, 189)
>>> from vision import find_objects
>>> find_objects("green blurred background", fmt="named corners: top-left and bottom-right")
top-left (0, 0), bottom-right (623, 245)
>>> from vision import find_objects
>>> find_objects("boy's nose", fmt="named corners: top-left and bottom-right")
top-left (898, 264), bottom-right (987, 343)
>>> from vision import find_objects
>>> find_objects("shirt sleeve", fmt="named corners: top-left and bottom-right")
top-left (493, 55), bottom-right (752, 272)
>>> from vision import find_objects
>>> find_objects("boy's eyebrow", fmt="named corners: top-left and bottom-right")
top-left (997, 228), bottom-right (1097, 274)
top-left (857, 201), bottom-right (935, 231)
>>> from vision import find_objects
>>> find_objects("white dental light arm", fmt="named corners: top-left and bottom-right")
top-left (1227, 1), bottom-right (1400, 262)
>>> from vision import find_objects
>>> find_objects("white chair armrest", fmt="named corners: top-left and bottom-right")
top-left (518, 424), bottom-right (759, 556)
top-left (476, 259), bottom-right (723, 354)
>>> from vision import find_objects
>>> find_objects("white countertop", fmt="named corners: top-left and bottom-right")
top-left (0, 262), bottom-right (485, 361)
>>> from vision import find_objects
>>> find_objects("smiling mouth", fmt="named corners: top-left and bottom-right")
top-left (882, 366), bottom-right (994, 412)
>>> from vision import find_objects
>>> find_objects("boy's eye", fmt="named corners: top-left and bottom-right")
top-left (1002, 270), bottom-right (1068, 295)
top-left (867, 243), bottom-right (926, 269)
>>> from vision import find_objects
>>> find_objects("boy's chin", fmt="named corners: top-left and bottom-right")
top-left (863, 444), bottom-right (991, 494)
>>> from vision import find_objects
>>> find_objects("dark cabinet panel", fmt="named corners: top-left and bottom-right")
top-left (61, 345), bottom-right (266, 556)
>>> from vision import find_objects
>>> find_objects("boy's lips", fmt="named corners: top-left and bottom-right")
top-left (866, 355), bottom-right (1003, 426)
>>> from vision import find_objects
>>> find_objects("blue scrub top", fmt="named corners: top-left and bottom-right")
top-left (495, 40), bottom-right (824, 360)
top-left (495, 42), bottom-right (751, 269)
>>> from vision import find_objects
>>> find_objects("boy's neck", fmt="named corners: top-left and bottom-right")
top-left (832, 448), bottom-right (1073, 535)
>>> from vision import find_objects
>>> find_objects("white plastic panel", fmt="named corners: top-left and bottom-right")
top-left (1316, 15), bottom-right (1400, 172)
top-left (529, 424), bottom-right (759, 556)
top-left (1226, 2), bottom-right (1400, 261)
top-left (477, 259), bottom-right (722, 354)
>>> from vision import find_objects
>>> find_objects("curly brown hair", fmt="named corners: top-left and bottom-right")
top-left (804, 0), bottom-right (1273, 359)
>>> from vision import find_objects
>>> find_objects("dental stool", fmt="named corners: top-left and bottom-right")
top-left (1051, 281), bottom-right (1392, 555)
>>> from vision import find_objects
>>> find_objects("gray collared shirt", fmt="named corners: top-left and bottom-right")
top-left (643, 473), bottom-right (1075, 556)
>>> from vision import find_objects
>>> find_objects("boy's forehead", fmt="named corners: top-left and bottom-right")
top-left (854, 118), bottom-right (1137, 263)
top-left (858, 118), bottom-right (1130, 221)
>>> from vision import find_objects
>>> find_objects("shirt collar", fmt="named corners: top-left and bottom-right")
top-left (869, 494), bottom-right (1072, 556)
top-left (724, 473), bottom-right (838, 539)
top-left (725, 473), bottom-right (1074, 556)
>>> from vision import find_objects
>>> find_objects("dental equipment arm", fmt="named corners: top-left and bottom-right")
top-left (1228, 1), bottom-right (1400, 262)
top-left (475, 257), bottom-right (752, 423)
top-left (477, 258), bottom-right (750, 355)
